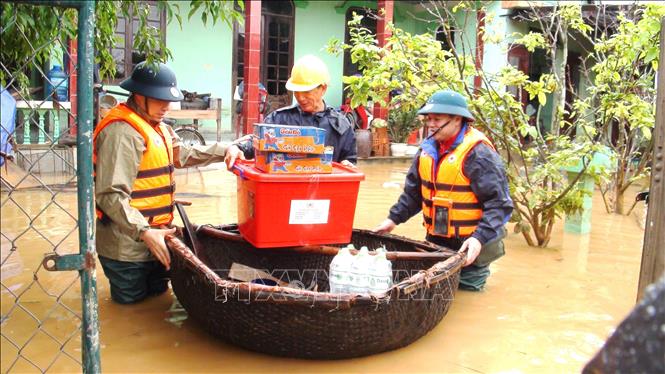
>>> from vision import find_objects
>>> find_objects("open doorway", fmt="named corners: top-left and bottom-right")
top-left (342, 7), bottom-right (377, 103)
top-left (232, 0), bottom-right (294, 125)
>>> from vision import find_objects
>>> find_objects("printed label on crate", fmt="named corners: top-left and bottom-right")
top-left (254, 123), bottom-right (326, 154)
top-left (288, 200), bottom-right (330, 224)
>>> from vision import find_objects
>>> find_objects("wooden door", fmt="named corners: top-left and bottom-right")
top-left (262, 1), bottom-right (294, 113)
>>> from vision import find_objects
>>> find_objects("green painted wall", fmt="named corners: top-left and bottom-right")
top-left (292, 1), bottom-right (421, 106)
top-left (394, 4), bottom-right (418, 34)
top-left (293, 1), bottom-right (347, 107)
top-left (166, 1), bottom-right (235, 132)
top-left (291, 1), bottom-right (432, 107)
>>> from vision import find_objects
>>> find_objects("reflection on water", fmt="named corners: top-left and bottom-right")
top-left (1, 160), bottom-right (645, 373)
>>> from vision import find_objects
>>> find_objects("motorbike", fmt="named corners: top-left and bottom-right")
top-left (339, 97), bottom-right (373, 130)
top-left (234, 81), bottom-right (270, 137)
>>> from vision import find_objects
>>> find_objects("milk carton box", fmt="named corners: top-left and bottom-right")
top-left (254, 147), bottom-right (333, 174)
top-left (253, 123), bottom-right (326, 154)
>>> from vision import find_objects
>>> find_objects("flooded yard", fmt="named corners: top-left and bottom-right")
top-left (1, 159), bottom-right (645, 373)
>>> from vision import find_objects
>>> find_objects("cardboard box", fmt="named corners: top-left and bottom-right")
top-left (253, 123), bottom-right (326, 154)
top-left (255, 147), bottom-right (333, 174)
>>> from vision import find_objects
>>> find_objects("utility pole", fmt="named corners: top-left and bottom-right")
top-left (636, 17), bottom-right (665, 301)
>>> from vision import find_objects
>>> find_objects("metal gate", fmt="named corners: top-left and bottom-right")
top-left (1, 1), bottom-right (100, 372)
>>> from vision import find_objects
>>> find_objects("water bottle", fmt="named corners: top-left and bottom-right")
top-left (329, 244), bottom-right (354, 293)
top-left (369, 247), bottom-right (393, 294)
top-left (46, 65), bottom-right (68, 101)
top-left (349, 246), bottom-right (372, 294)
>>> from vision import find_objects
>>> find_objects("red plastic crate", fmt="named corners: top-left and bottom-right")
top-left (232, 161), bottom-right (365, 248)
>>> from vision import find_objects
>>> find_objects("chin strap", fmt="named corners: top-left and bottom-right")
top-left (128, 95), bottom-right (161, 126)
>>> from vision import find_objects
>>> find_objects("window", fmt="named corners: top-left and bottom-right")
top-left (107, 3), bottom-right (166, 83)
top-left (263, 1), bottom-right (294, 96)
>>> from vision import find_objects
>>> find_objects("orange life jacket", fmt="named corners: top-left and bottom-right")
top-left (418, 126), bottom-right (494, 238)
top-left (93, 103), bottom-right (175, 226)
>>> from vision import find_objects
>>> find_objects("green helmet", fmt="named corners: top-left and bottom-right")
top-left (417, 90), bottom-right (474, 122)
top-left (120, 62), bottom-right (184, 102)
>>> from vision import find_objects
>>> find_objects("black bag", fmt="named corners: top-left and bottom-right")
top-left (473, 227), bottom-right (506, 267)
top-left (181, 90), bottom-right (210, 110)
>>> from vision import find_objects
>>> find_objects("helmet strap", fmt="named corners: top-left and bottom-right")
top-left (127, 94), bottom-right (161, 126)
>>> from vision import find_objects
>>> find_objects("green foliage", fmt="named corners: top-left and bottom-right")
top-left (329, 3), bottom-right (619, 247)
top-left (1, 1), bottom-right (243, 95)
top-left (0, 3), bottom-right (76, 92)
top-left (332, 0), bottom-right (663, 243)
top-left (559, 4), bottom-right (593, 35)
top-left (187, 0), bottom-right (242, 28)
top-left (586, 4), bottom-right (664, 213)
top-left (513, 32), bottom-right (547, 53)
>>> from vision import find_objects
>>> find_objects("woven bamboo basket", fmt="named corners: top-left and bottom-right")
top-left (166, 224), bottom-right (464, 359)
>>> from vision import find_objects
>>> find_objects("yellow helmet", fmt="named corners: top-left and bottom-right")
top-left (285, 55), bottom-right (330, 92)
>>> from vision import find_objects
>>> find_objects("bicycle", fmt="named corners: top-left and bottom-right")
top-left (164, 120), bottom-right (206, 147)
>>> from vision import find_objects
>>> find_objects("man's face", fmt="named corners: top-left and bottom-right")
top-left (294, 84), bottom-right (327, 113)
top-left (137, 94), bottom-right (171, 123)
top-left (424, 113), bottom-right (463, 143)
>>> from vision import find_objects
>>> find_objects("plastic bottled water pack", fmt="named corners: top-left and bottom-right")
top-left (329, 244), bottom-right (393, 294)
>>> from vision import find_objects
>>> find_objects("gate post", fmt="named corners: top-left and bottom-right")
top-left (76, 1), bottom-right (101, 371)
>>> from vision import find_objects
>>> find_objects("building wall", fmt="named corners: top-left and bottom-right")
top-left (483, 2), bottom-right (512, 76)
top-left (111, 1), bottom-right (595, 137)
top-left (293, 0), bottom-right (422, 107)
top-left (293, 1), bottom-right (347, 108)
top-left (166, 1), bottom-right (235, 132)
top-left (158, 1), bottom-right (490, 133)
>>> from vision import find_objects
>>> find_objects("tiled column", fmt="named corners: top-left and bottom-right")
top-left (373, 0), bottom-right (393, 120)
top-left (242, 0), bottom-right (262, 135)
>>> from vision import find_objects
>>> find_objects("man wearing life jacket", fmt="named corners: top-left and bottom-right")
top-left (94, 62), bottom-right (230, 304)
top-left (225, 55), bottom-right (357, 168)
top-left (373, 90), bottom-right (513, 291)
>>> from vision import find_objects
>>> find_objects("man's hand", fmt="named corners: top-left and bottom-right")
top-left (372, 219), bottom-right (396, 234)
top-left (224, 144), bottom-right (245, 170)
top-left (340, 160), bottom-right (357, 168)
top-left (140, 227), bottom-right (176, 270)
top-left (459, 237), bottom-right (482, 266)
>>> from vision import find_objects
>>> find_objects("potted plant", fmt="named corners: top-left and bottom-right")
top-left (387, 107), bottom-right (423, 156)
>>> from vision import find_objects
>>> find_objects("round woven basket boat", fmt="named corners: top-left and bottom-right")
top-left (166, 224), bottom-right (464, 359)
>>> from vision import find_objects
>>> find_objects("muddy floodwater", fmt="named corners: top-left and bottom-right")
top-left (1, 159), bottom-right (646, 373)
